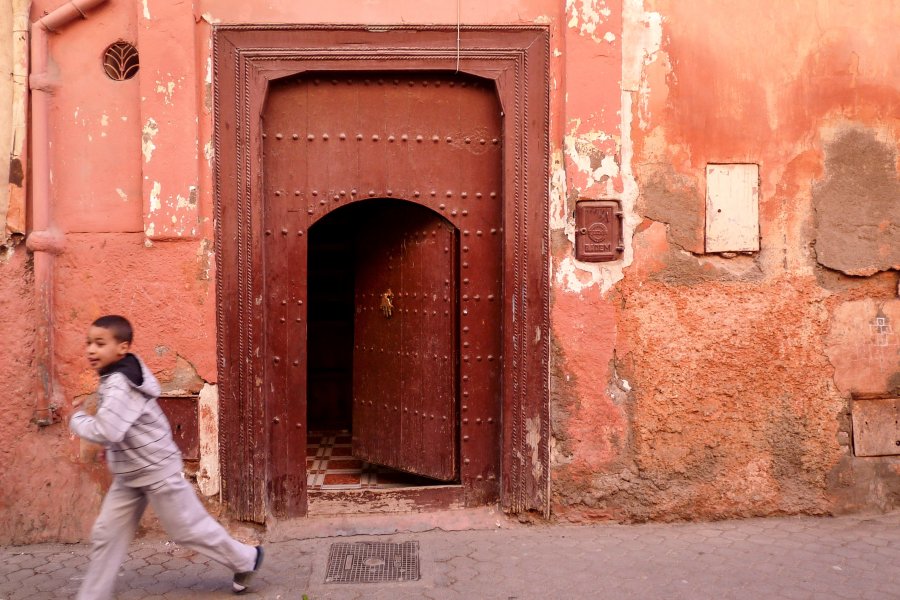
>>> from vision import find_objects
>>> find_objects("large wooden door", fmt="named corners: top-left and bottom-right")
top-left (353, 204), bottom-right (457, 481)
top-left (260, 70), bottom-right (504, 515)
top-left (218, 28), bottom-right (552, 521)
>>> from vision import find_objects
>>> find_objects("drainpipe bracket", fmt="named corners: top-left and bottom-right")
top-left (26, 229), bottom-right (67, 255)
top-left (32, 404), bottom-right (62, 427)
top-left (29, 72), bottom-right (57, 93)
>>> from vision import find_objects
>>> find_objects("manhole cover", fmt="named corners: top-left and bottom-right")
top-left (325, 541), bottom-right (420, 584)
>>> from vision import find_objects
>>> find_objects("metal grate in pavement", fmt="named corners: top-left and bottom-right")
top-left (324, 541), bottom-right (420, 584)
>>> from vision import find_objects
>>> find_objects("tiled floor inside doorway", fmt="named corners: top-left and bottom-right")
top-left (307, 430), bottom-right (440, 490)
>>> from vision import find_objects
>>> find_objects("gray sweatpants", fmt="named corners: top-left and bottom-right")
top-left (77, 472), bottom-right (256, 600)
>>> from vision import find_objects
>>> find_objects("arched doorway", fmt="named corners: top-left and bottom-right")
top-left (307, 200), bottom-right (461, 504)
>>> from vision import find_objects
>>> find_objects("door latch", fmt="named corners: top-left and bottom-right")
top-left (380, 289), bottom-right (394, 318)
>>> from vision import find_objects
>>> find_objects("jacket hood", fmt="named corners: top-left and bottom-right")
top-left (132, 356), bottom-right (161, 398)
top-left (102, 354), bottom-right (161, 398)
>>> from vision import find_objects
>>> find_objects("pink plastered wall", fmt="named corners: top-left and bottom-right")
top-left (1, 0), bottom-right (898, 543)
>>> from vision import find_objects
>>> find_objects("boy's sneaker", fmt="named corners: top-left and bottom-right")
top-left (233, 546), bottom-right (264, 594)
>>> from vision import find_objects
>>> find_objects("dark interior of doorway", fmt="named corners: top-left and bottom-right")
top-left (307, 200), bottom-right (449, 490)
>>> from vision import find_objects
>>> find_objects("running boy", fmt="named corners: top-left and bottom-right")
top-left (70, 315), bottom-right (263, 598)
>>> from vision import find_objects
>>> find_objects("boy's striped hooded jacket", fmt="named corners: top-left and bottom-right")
top-left (70, 354), bottom-right (183, 487)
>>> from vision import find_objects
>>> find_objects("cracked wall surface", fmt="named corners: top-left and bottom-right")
top-left (551, 0), bottom-right (900, 522)
top-left (813, 128), bottom-right (900, 276)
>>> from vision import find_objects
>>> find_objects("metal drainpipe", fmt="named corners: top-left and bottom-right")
top-left (26, 0), bottom-right (110, 426)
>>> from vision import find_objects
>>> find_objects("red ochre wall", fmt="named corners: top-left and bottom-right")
top-left (0, 0), bottom-right (897, 543)
top-left (550, 0), bottom-right (900, 522)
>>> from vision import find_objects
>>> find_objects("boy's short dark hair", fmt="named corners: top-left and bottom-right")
top-left (92, 315), bottom-right (134, 344)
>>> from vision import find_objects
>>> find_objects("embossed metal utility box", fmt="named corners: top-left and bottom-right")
top-left (574, 200), bottom-right (624, 262)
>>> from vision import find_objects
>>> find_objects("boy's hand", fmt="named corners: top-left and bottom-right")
top-left (63, 396), bottom-right (85, 421)
top-left (66, 396), bottom-right (94, 423)
top-left (71, 393), bottom-right (98, 414)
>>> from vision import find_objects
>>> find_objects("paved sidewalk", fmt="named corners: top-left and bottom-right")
top-left (3, 510), bottom-right (900, 600)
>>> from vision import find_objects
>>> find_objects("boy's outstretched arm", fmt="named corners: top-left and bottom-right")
top-left (70, 374), bottom-right (146, 444)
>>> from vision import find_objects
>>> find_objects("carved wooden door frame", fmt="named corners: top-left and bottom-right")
top-left (213, 25), bottom-right (550, 522)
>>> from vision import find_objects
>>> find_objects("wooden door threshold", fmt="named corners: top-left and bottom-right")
top-left (307, 485), bottom-right (465, 516)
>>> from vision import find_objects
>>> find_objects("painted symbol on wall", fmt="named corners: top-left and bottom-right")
top-left (870, 315), bottom-right (894, 348)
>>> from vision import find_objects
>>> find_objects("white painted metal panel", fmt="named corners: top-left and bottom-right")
top-left (705, 164), bottom-right (760, 253)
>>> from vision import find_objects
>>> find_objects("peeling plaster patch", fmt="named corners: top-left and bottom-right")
top-left (142, 0), bottom-right (150, 19)
top-left (567, 0), bottom-right (614, 42)
top-left (196, 239), bottom-right (213, 281)
top-left (197, 384), bottom-right (220, 496)
top-left (205, 57), bottom-right (213, 85)
top-left (100, 114), bottom-right (109, 127)
top-left (534, 14), bottom-right (552, 25)
top-left (115, 188), bottom-right (127, 202)
top-left (597, 154), bottom-right (620, 180)
top-left (590, 1), bottom-right (659, 288)
top-left (175, 187), bottom-right (198, 211)
top-left (203, 141), bottom-right (214, 165)
top-left (604, 31), bottom-right (616, 43)
top-left (155, 80), bottom-right (176, 105)
top-left (561, 93), bottom-right (642, 295)
top-left (622, 0), bottom-right (663, 93)
top-left (549, 149), bottom-right (569, 230)
top-left (145, 222), bottom-right (155, 237)
top-left (564, 132), bottom-right (620, 194)
top-left (141, 118), bottom-right (158, 163)
top-left (566, 136), bottom-right (593, 176)
top-left (201, 12), bottom-right (220, 24)
top-left (149, 181), bottom-right (162, 213)
top-left (556, 255), bottom-right (615, 294)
